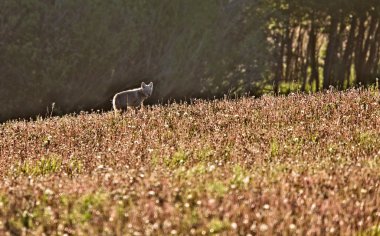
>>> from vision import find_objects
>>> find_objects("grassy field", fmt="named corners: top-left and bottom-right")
top-left (0, 89), bottom-right (379, 235)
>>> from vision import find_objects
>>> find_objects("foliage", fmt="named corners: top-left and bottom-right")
top-left (0, 0), bottom-right (269, 121)
top-left (2, 0), bottom-right (379, 121)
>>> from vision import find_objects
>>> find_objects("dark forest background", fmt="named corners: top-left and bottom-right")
top-left (1, 0), bottom-right (379, 121)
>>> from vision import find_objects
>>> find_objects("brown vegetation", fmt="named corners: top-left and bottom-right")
top-left (0, 89), bottom-right (379, 235)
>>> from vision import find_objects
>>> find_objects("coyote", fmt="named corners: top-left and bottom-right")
top-left (112, 82), bottom-right (153, 113)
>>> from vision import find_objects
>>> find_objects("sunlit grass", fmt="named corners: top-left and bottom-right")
top-left (0, 88), bottom-right (379, 235)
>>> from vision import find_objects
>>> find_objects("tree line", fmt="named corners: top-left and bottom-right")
top-left (0, 0), bottom-right (379, 121)
top-left (267, 0), bottom-right (380, 93)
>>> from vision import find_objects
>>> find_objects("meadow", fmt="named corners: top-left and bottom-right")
top-left (0, 89), bottom-right (379, 235)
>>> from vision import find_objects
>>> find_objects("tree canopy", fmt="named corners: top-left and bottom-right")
top-left (1, 0), bottom-right (379, 121)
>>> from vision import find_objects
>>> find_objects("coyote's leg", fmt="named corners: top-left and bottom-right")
top-left (130, 107), bottom-right (138, 115)
top-left (114, 109), bottom-right (121, 116)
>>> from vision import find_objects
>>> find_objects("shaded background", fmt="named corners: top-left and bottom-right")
top-left (1, 0), bottom-right (379, 122)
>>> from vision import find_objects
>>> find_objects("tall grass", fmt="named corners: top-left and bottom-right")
top-left (0, 89), bottom-right (379, 235)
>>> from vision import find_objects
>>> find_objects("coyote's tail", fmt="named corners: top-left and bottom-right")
top-left (112, 94), bottom-right (117, 111)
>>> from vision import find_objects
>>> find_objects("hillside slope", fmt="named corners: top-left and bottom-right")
top-left (0, 89), bottom-right (379, 235)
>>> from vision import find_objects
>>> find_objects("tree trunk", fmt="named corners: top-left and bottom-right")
top-left (301, 41), bottom-right (309, 92)
top-left (273, 34), bottom-right (285, 94)
top-left (323, 15), bottom-right (339, 89)
top-left (308, 18), bottom-right (320, 91)
top-left (295, 28), bottom-right (306, 89)
top-left (337, 16), bottom-right (357, 89)
top-left (284, 27), bottom-right (295, 82)
top-left (366, 17), bottom-right (380, 77)
top-left (374, 45), bottom-right (380, 76)
top-left (360, 13), bottom-right (378, 84)
top-left (355, 15), bottom-right (367, 85)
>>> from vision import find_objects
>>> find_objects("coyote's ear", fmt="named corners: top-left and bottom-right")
top-left (149, 82), bottom-right (153, 87)
top-left (141, 82), bottom-right (146, 87)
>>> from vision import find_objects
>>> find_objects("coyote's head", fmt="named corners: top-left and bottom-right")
top-left (141, 82), bottom-right (153, 97)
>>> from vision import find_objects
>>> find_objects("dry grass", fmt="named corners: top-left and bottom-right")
top-left (0, 89), bottom-right (379, 235)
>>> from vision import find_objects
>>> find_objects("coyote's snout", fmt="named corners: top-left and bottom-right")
top-left (112, 82), bottom-right (153, 113)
